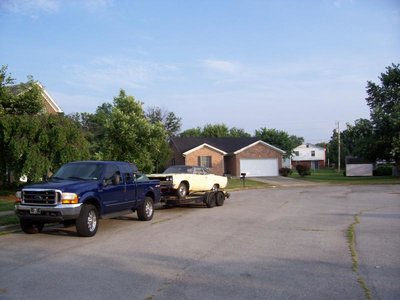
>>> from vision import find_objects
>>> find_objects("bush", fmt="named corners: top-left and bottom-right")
top-left (373, 165), bottom-right (393, 176)
top-left (296, 164), bottom-right (311, 177)
top-left (279, 167), bottom-right (293, 177)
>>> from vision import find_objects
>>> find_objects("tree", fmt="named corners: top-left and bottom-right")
top-left (146, 106), bottom-right (182, 137)
top-left (366, 63), bottom-right (400, 172)
top-left (180, 127), bottom-right (203, 137)
top-left (255, 127), bottom-right (304, 158)
top-left (0, 114), bottom-right (90, 184)
top-left (99, 90), bottom-right (170, 173)
top-left (0, 65), bottom-right (44, 115)
top-left (342, 119), bottom-right (375, 161)
top-left (179, 124), bottom-right (251, 138)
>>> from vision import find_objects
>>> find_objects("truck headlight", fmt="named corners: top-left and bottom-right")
top-left (166, 176), bottom-right (173, 181)
top-left (62, 193), bottom-right (78, 204)
top-left (15, 191), bottom-right (22, 203)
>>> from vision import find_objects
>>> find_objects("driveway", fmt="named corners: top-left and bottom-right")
top-left (0, 185), bottom-right (399, 299)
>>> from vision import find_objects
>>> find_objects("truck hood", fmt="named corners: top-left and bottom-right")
top-left (22, 180), bottom-right (99, 194)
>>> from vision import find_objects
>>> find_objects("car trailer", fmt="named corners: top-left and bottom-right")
top-left (161, 190), bottom-right (230, 208)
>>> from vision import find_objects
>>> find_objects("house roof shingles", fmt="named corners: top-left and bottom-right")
top-left (171, 137), bottom-right (278, 154)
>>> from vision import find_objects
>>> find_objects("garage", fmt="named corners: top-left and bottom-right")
top-left (240, 158), bottom-right (279, 177)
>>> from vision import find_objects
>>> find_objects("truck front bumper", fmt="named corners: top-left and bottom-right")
top-left (15, 203), bottom-right (83, 223)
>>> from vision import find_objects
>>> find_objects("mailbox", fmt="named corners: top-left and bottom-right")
top-left (240, 173), bottom-right (246, 186)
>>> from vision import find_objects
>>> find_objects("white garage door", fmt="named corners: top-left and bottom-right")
top-left (240, 158), bottom-right (279, 177)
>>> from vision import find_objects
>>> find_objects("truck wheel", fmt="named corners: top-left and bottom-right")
top-left (206, 192), bottom-right (216, 208)
top-left (216, 191), bottom-right (225, 206)
top-left (20, 220), bottom-right (44, 234)
top-left (177, 182), bottom-right (188, 200)
top-left (76, 204), bottom-right (98, 237)
top-left (137, 197), bottom-right (154, 221)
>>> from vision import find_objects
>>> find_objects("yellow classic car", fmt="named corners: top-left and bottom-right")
top-left (148, 165), bottom-right (228, 200)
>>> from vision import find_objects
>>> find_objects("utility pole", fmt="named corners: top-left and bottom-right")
top-left (337, 121), bottom-right (341, 173)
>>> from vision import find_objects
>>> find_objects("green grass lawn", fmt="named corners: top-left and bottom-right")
top-left (226, 178), bottom-right (269, 190)
top-left (0, 191), bottom-right (18, 227)
top-left (290, 168), bottom-right (400, 184)
top-left (0, 191), bottom-right (16, 212)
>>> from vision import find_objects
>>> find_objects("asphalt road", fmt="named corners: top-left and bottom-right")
top-left (0, 185), bottom-right (399, 300)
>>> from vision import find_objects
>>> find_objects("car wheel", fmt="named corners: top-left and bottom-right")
top-left (216, 191), bottom-right (225, 206)
top-left (206, 192), bottom-right (216, 208)
top-left (137, 196), bottom-right (154, 221)
top-left (20, 220), bottom-right (44, 234)
top-left (177, 182), bottom-right (188, 200)
top-left (76, 204), bottom-right (98, 237)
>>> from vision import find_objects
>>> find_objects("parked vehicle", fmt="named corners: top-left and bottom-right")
top-left (148, 165), bottom-right (228, 200)
top-left (15, 161), bottom-right (160, 237)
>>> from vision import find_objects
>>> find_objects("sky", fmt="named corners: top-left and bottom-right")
top-left (0, 0), bottom-right (399, 143)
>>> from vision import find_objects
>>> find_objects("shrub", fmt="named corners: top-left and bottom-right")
top-left (296, 164), bottom-right (311, 177)
top-left (279, 167), bottom-right (293, 177)
top-left (373, 165), bottom-right (393, 176)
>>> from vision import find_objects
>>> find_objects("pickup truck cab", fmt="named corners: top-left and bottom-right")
top-left (15, 161), bottom-right (161, 237)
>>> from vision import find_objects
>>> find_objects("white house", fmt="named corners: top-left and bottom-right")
top-left (291, 143), bottom-right (326, 170)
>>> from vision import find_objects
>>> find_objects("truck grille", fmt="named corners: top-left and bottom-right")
top-left (23, 190), bottom-right (60, 205)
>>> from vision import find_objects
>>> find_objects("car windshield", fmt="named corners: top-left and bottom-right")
top-left (163, 166), bottom-right (194, 174)
top-left (52, 163), bottom-right (104, 180)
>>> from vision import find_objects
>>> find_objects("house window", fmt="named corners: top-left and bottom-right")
top-left (198, 156), bottom-right (212, 168)
top-left (311, 150), bottom-right (315, 157)
top-left (294, 151), bottom-right (299, 156)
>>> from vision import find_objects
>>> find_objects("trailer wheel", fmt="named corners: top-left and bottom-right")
top-left (206, 192), bottom-right (216, 208)
top-left (177, 182), bottom-right (188, 200)
top-left (20, 220), bottom-right (44, 234)
top-left (216, 191), bottom-right (225, 206)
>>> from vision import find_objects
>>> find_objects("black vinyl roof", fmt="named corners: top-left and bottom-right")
top-left (170, 137), bottom-right (265, 154)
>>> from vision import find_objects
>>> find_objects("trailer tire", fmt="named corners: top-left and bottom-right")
top-left (206, 192), bottom-right (216, 208)
top-left (216, 191), bottom-right (225, 206)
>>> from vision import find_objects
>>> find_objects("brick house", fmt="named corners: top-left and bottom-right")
top-left (169, 137), bottom-right (285, 177)
top-left (291, 143), bottom-right (326, 169)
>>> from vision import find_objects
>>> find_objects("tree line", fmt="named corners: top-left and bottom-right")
top-left (1, 63), bottom-right (398, 184)
top-left (325, 63), bottom-right (399, 173)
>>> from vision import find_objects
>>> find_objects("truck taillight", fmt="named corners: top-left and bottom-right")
top-left (61, 193), bottom-right (79, 204)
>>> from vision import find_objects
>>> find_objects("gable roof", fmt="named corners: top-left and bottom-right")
top-left (171, 137), bottom-right (285, 155)
top-left (183, 143), bottom-right (228, 155)
top-left (8, 81), bottom-right (62, 114)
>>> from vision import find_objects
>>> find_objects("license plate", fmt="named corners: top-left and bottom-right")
top-left (30, 207), bottom-right (41, 215)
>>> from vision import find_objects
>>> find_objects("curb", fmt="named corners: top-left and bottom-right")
top-left (0, 224), bottom-right (20, 234)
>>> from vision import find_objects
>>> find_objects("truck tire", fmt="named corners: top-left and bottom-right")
top-left (216, 191), bottom-right (225, 206)
top-left (206, 192), bottom-right (216, 208)
top-left (20, 220), bottom-right (44, 234)
top-left (177, 182), bottom-right (188, 200)
top-left (76, 204), bottom-right (98, 237)
top-left (137, 196), bottom-right (154, 221)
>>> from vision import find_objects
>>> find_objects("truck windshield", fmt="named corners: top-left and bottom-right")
top-left (52, 163), bottom-right (104, 181)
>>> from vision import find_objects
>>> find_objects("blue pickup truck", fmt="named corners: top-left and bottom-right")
top-left (15, 161), bottom-right (161, 237)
